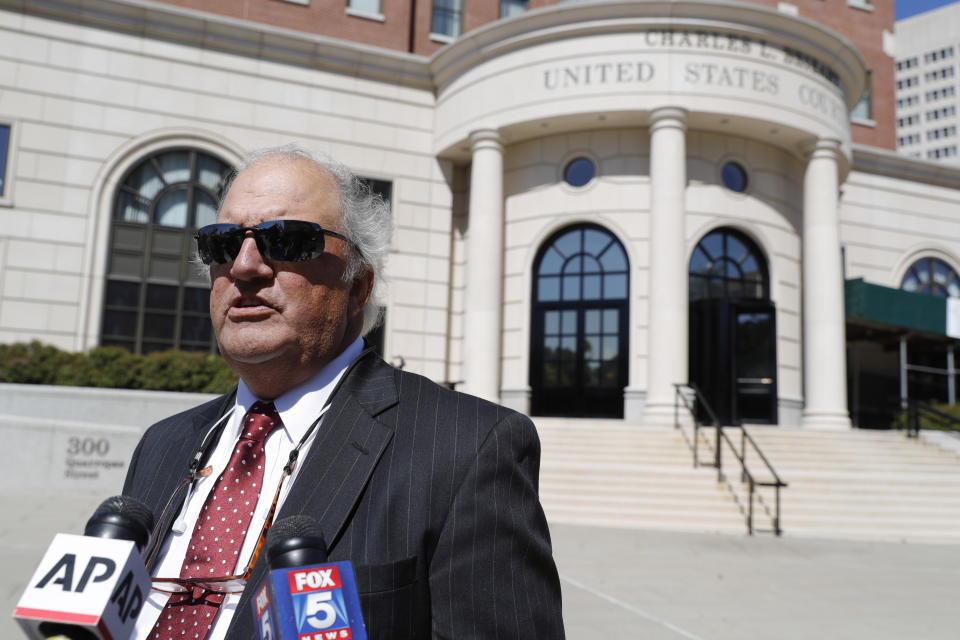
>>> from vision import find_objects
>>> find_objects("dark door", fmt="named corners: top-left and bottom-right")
top-left (689, 299), bottom-right (778, 425)
top-left (530, 225), bottom-right (629, 418)
top-left (532, 304), bottom-right (627, 417)
top-left (689, 228), bottom-right (776, 425)
top-left (732, 306), bottom-right (778, 423)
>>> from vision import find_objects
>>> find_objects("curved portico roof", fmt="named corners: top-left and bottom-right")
top-left (430, 1), bottom-right (869, 161)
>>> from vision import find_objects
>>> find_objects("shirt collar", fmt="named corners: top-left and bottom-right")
top-left (235, 336), bottom-right (365, 445)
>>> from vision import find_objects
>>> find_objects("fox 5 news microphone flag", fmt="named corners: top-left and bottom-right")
top-left (14, 533), bottom-right (151, 640)
top-left (252, 561), bottom-right (366, 640)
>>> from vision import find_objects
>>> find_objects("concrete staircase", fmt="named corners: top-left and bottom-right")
top-left (747, 427), bottom-right (960, 544)
top-left (534, 417), bottom-right (960, 543)
top-left (534, 418), bottom-right (747, 535)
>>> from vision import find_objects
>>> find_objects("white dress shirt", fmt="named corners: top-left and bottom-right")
top-left (132, 337), bottom-right (364, 640)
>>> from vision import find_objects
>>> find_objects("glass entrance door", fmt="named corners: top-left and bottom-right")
top-left (689, 301), bottom-right (778, 424)
top-left (533, 305), bottom-right (626, 417)
top-left (733, 308), bottom-right (778, 423)
top-left (530, 225), bottom-right (629, 418)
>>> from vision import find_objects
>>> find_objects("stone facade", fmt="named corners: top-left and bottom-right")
top-left (0, 0), bottom-right (958, 428)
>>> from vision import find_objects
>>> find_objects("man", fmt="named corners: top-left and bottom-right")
top-left (122, 145), bottom-right (565, 639)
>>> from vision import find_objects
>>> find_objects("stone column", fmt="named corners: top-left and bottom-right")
top-left (641, 107), bottom-right (689, 425)
top-left (462, 129), bottom-right (504, 402)
top-left (802, 138), bottom-right (851, 429)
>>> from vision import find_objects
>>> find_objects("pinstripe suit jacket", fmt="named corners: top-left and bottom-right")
top-left (122, 350), bottom-right (565, 639)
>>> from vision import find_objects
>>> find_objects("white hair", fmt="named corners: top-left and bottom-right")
top-left (215, 143), bottom-right (393, 335)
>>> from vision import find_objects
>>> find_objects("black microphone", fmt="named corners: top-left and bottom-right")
top-left (14, 496), bottom-right (155, 640)
top-left (251, 516), bottom-right (366, 639)
top-left (266, 514), bottom-right (328, 568)
top-left (84, 495), bottom-right (154, 554)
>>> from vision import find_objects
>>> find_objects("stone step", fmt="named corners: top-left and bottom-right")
top-left (542, 511), bottom-right (749, 535)
top-left (780, 525), bottom-right (960, 544)
top-left (541, 484), bottom-right (725, 499)
top-left (741, 450), bottom-right (960, 465)
top-left (540, 478), bottom-right (716, 492)
top-left (743, 491), bottom-right (960, 514)
top-left (541, 492), bottom-right (736, 510)
top-left (769, 469), bottom-right (960, 484)
top-left (534, 419), bottom-right (960, 542)
top-left (766, 490), bottom-right (960, 506)
top-left (542, 503), bottom-right (747, 526)
top-left (776, 512), bottom-right (960, 528)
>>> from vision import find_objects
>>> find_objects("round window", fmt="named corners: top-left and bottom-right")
top-left (721, 162), bottom-right (748, 193)
top-left (563, 157), bottom-right (596, 188)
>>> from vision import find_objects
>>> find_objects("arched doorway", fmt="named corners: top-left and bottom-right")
top-left (530, 224), bottom-right (629, 418)
top-left (689, 228), bottom-right (777, 424)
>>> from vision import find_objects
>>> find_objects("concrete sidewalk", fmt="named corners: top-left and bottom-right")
top-left (3, 491), bottom-right (959, 639)
top-left (551, 523), bottom-right (960, 639)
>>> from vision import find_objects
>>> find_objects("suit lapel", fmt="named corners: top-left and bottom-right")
top-left (230, 353), bottom-right (398, 637)
top-left (276, 350), bottom-right (398, 548)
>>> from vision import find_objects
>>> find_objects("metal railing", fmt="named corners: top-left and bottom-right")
top-left (673, 382), bottom-right (721, 468)
top-left (897, 398), bottom-right (960, 438)
top-left (673, 383), bottom-right (788, 536)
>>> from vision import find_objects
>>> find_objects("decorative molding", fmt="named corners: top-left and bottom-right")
top-left (0, 0), bottom-right (433, 89)
top-left (852, 144), bottom-right (960, 190)
top-left (429, 0), bottom-right (868, 107)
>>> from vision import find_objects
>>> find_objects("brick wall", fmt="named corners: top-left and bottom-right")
top-left (147, 0), bottom-right (894, 149)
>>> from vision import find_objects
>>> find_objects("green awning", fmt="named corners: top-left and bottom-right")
top-left (845, 278), bottom-right (948, 336)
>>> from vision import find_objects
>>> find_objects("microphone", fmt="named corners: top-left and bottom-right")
top-left (251, 515), bottom-right (367, 640)
top-left (14, 495), bottom-right (155, 640)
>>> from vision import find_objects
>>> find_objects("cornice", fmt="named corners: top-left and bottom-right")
top-left (0, 0), bottom-right (434, 89)
top-left (429, 0), bottom-right (868, 108)
top-left (852, 144), bottom-right (960, 190)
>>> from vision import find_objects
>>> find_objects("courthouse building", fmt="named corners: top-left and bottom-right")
top-left (1, 0), bottom-right (959, 430)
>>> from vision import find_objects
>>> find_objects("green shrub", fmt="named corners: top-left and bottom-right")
top-left (0, 341), bottom-right (237, 393)
top-left (891, 402), bottom-right (960, 432)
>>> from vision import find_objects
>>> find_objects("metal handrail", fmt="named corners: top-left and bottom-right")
top-left (673, 383), bottom-right (788, 536)
top-left (673, 382), bottom-right (720, 468)
top-left (899, 398), bottom-right (960, 438)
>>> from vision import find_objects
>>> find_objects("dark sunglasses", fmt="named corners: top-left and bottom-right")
top-left (194, 220), bottom-right (353, 265)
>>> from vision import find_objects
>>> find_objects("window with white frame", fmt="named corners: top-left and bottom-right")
top-left (851, 71), bottom-right (872, 121)
top-left (431, 0), bottom-right (462, 38)
top-left (901, 257), bottom-right (960, 297)
top-left (348, 0), bottom-right (381, 14)
top-left (500, 0), bottom-right (528, 18)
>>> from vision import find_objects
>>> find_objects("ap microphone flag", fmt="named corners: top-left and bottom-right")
top-left (13, 533), bottom-right (150, 640)
top-left (13, 495), bottom-right (153, 640)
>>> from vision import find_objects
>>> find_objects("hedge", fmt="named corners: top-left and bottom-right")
top-left (891, 402), bottom-right (960, 432)
top-left (0, 341), bottom-right (237, 394)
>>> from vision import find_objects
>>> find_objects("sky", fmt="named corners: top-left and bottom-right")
top-left (896, 0), bottom-right (960, 20)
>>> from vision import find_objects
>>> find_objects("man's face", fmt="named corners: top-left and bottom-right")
top-left (209, 156), bottom-right (370, 395)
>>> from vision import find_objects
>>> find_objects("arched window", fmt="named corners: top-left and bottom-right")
top-left (689, 228), bottom-right (769, 301)
top-left (101, 149), bottom-right (232, 353)
top-left (900, 257), bottom-right (960, 297)
top-left (530, 224), bottom-right (629, 418)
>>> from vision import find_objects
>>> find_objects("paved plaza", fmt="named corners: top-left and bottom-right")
top-left (3, 490), bottom-right (959, 639)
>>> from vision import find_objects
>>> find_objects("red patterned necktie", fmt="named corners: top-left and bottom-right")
top-left (149, 401), bottom-right (281, 640)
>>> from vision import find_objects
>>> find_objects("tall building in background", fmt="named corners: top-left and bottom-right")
top-left (1, 0), bottom-right (959, 430)
top-left (895, 3), bottom-right (960, 163)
